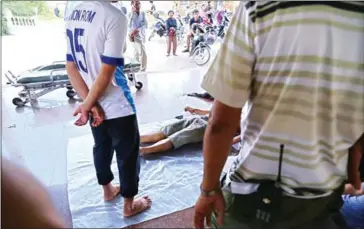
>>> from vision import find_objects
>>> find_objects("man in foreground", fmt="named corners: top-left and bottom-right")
top-left (194, 1), bottom-right (363, 229)
top-left (129, 0), bottom-right (148, 72)
top-left (65, 1), bottom-right (151, 217)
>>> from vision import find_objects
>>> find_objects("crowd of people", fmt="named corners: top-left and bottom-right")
top-left (114, 0), bottom-right (230, 68)
top-left (3, 1), bottom-right (363, 229)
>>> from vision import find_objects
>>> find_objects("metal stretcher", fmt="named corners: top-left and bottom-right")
top-left (6, 61), bottom-right (143, 107)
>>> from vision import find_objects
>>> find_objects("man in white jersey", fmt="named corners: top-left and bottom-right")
top-left (193, 1), bottom-right (364, 229)
top-left (65, 1), bottom-right (152, 217)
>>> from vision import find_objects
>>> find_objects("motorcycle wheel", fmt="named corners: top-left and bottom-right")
top-left (193, 46), bottom-right (211, 66)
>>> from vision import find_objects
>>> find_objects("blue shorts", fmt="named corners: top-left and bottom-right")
top-left (341, 183), bottom-right (364, 229)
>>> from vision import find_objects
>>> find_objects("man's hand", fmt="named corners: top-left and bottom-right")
top-left (344, 184), bottom-right (364, 196)
top-left (184, 106), bottom-right (195, 113)
top-left (131, 29), bottom-right (139, 36)
top-left (73, 103), bottom-right (90, 126)
top-left (90, 104), bottom-right (105, 127)
top-left (194, 192), bottom-right (225, 229)
top-left (73, 103), bottom-right (105, 127)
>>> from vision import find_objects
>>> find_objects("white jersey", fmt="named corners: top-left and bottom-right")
top-left (65, 1), bottom-right (135, 120)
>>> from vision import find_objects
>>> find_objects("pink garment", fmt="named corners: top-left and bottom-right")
top-left (217, 11), bottom-right (223, 25)
top-left (199, 9), bottom-right (207, 18)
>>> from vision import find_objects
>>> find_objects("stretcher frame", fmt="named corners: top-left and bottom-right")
top-left (6, 61), bottom-right (143, 107)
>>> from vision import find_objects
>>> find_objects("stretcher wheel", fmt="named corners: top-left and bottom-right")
top-left (66, 90), bottom-right (76, 99)
top-left (12, 97), bottom-right (25, 107)
top-left (66, 85), bottom-right (73, 90)
top-left (135, 82), bottom-right (143, 90)
top-left (128, 73), bottom-right (134, 81)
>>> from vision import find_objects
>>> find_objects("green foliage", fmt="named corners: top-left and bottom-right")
top-left (3, 1), bottom-right (54, 17)
top-left (2, 16), bottom-right (9, 35)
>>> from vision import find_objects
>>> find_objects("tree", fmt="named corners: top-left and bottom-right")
top-left (3, 1), bottom-right (53, 17)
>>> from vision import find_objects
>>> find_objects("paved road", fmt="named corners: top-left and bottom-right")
top-left (2, 19), bottom-right (221, 85)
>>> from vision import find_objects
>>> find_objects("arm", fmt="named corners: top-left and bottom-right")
top-left (2, 158), bottom-right (66, 228)
top-left (65, 34), bottom-right (89, 100)
top-left (185, 106), bottom-right (210, 115)
top-left (202, 102), bottom-right (242, 190)
top-left (200, 4), bottom-right (256, 191)
top-left (232, 135), bottom-right (241, 145)
top-left (347, 135), bottom-right (363, 190)
top-left (166, 18), bottom-right (170, 31)
top-left (66, 62), bottom-right (89, 100)
top-left (83, 14), bottom-right (128, 110)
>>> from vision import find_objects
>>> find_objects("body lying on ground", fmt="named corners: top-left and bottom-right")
top-left (139, 106), bottom-right (241, 155)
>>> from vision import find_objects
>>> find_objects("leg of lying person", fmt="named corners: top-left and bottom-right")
top-left (140, 131), bottom-right (166, 144)
top-left (108, 114), bottom-right (152, 217)
top-left (140, 118), bottom-right (194, 144)
top-left (165, 117), bottom-right (207, 150)
top-left (140, 116), bottom-right (208, 155)
top-left (90, 119), bottom-right (120, 201)
top-left (140, 138), bottom-right (174, 155)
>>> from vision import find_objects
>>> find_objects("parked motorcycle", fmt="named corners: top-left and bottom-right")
top-left (190, 24), bottom-right (211, 66)
top-left (203, 24), bottom-right (218, 45)
top-left (148, 14), bottom-right (166, 41)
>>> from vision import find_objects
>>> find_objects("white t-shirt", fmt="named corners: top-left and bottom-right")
top-left (65, 1), bottom-right (135, 120)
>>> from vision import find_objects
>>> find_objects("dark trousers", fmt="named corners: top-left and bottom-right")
top-left (90, 114), bottom-right (140, 198)
top-left (212, 177), bottom-right (347, 229)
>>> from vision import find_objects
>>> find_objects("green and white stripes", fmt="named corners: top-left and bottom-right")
top-left (202, 1), bottom-right (364, 193)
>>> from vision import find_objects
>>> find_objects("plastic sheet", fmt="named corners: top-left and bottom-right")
top-left (67, 120), bottom-right (204, 228)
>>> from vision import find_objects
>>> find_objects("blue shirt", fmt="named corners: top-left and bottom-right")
top-left (341, 183), bottom-right (364, 229)
top-left (166, 17), bottom-right (177, 31)
top-left (129, 12), bottom-right (147, 41)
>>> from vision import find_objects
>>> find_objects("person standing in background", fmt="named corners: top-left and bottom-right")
top-left (166, 10), bottom-right (178, 56)
top-left (129, 0), bottom-right (148, 72)
top-left (149, 1), bottom-right (156, 15)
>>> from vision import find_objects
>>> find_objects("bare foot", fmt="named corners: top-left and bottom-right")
top-left (103, 185), bottom-right (120, 201)
top-left (123, 196), bottom-right (152, 217)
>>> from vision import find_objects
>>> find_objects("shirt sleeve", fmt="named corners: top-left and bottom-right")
top-left (166, 18), bottom-right (170, 31)
top-left (201, 3), bottom-right (256, 108)
top-left (189, 18), bottom-right (194, 27)
top-left (101, 14), bottom-right (127, 66)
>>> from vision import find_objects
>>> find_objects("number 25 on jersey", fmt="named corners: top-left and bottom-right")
top-left (66, 28), bottom-right (88, 74)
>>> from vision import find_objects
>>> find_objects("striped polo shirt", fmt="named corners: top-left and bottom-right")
top-left (202, 1), bottom-right (364, 195)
